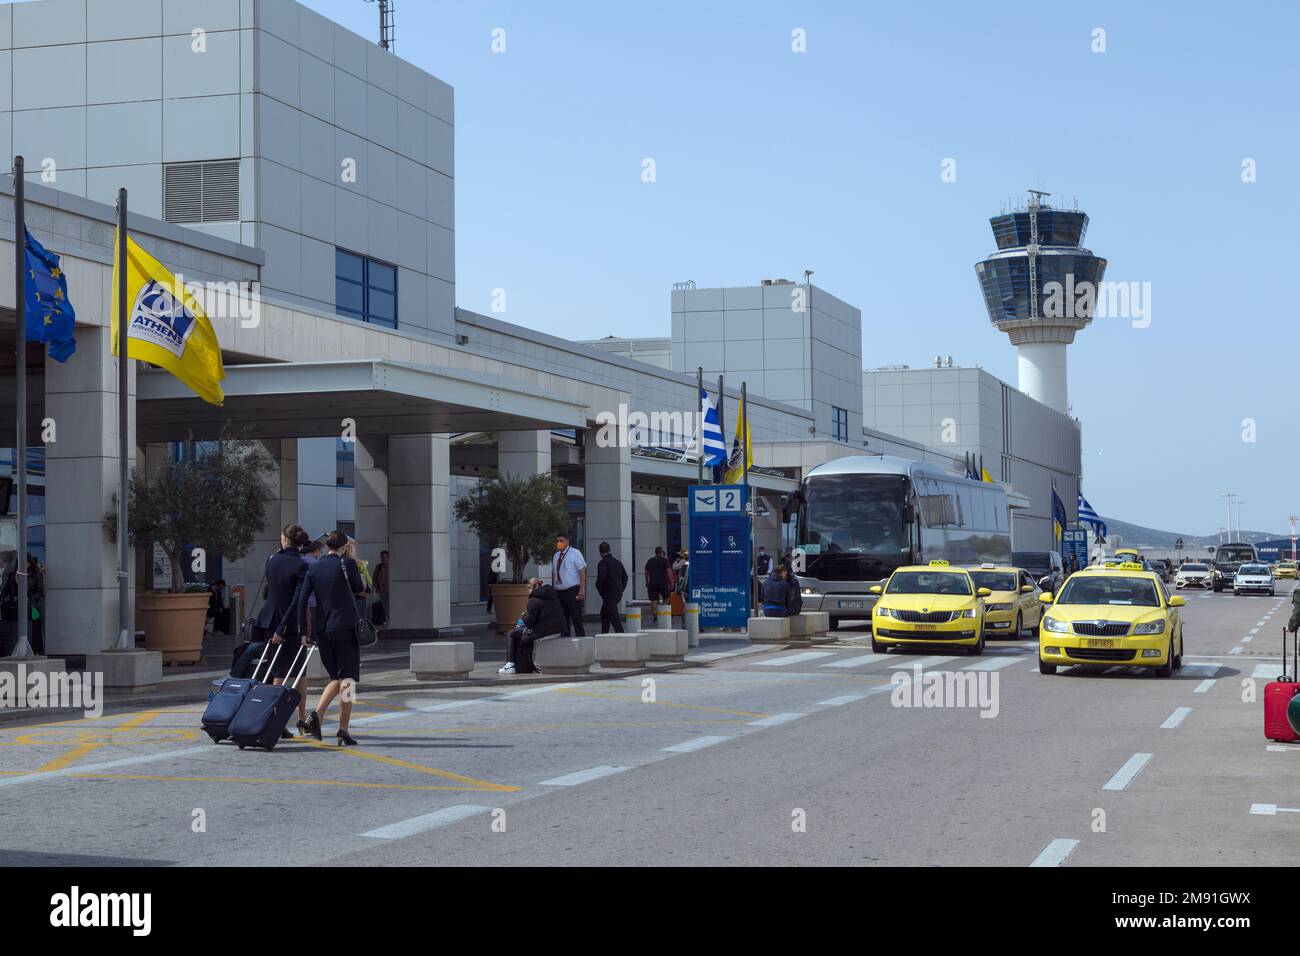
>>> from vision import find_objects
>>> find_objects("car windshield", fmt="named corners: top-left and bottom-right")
top-left (969, 571), bottom-right (1017, 591)
top-left (886, 571), bottom-right (972, 596)
top-left (1239, 564), bottom-right (1269, 574)
top-left (1182, 564), bottom-right (1208, 571)
top-left (1012, 552), bottom-right (1051, 571)
top-left (1056, 575), bottom-right (1160, 607)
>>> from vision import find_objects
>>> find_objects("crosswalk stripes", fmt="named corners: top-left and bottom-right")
top-left (748, 647), bottom-right (1037, 673)
top-left (752, 651), bottom-right (837, 668)
top-left (962, 656), bottom-right (1021, 671)
top-left (822, 652), bottom-right (891, 669)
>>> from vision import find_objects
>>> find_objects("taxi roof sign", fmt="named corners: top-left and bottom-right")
top-left (980, 562), bottom-right (995, 569)
top-left (928, 559), bottom-right (950, 566)
top-left (1118, 562), bottom-right (1144, 570)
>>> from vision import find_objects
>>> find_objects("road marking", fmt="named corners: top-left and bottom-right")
top-left (1266, 745), bottom-right (1300, 753)
top-left (1029, 838), bottom-right (1080, 867)
top-left (1161, 707), bottom-right (1192, 729)
top-left (297, 739), bottom-right (521, 792)
top-left (888, 656), bottom-right (959, 670)
top-left (749, 713), bottom-right (805, 727)
top-left (540, 765), bottom-right (629, 786)
top-left (1194, 679), bottom-right (1216, 694)
top-left (361, 804), bottom-right (493, 839)
top-left (1250, 627), bottom-right (1261, 634)
top-left (662, 735), bottom-right (733, 753)
top-left (815, 694), bottom-right (870, 707)
top-left (1252, 664), bottom-right (1283, 680)
top-left (1230, 646), bottom-right (1244, 655)
top-left (1103, 753), bottom-right (1152, 791)
top-left (1183, 662), bottom-right (1222, 674)
top-left (690, 649), bottom-right (755, 662)
top-left (962, 656), bottom-right (1020, 671)
top-left (753, 651), bottom-right (836, 667)
top-left (0, 744), bottom-right (213, 789)
top-left (1250, 804), bottom-right (1300, 815)
top-left (822, 653), bottom-right (890, 669)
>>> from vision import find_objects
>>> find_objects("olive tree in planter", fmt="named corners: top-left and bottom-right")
top-left (454, 470), bottom-right (569, 633)
top-left (107, 436), bottom-right (275, 664)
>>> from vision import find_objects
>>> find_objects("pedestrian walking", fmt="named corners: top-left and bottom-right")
top-left (644, 546), bottom-right (671, 605)
top-left (344, 538), bottom-right (373, 622)
top-left (550, 533), bottom-right (587, 636)
top-left (256, 524), bottom-right (310, 738)
top-left (301, 537), bottom-right (324, 643)
top-left (296, 530), bottom-right (367, 746)
top-left (755, 546), bottom-right (773, 577)
top-left (498, 577), bottom-right (566, 674)
top-left (596, 541), bottom-right (629, 633)
top-left (672, 549), bottom-right (689, 595)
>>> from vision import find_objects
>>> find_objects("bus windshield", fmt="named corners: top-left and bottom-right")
top-left (1217, 546), bottom-right (1255, 564)
top-left (798, 474), bottom-right (908, 556)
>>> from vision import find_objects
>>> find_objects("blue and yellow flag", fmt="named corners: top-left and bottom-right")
top-left (24, 229), bottom-right (76, 362)
top-left (111, 230), bottom-right (225, 405)
top-left (1051, 486), bottom-right (1068, 547)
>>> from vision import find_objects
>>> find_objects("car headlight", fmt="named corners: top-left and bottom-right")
top-left (875, 606), bottom-right (893, 618)
top-left (800, 587), bottom-right (817, 596)
top-left (959, 607), bottom-right (978, 618)
top-left (1132, 619), bottom-right (1166, 635)
top-left (986, 603), bottom-right (1014, 612)
top-left (1042, 616), bottom-right (1070, 633)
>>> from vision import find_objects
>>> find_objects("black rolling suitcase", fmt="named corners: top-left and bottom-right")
top-left (201, 644), bottom-right (277, 743)
top-left (229, 645), bottom-right (315, 751)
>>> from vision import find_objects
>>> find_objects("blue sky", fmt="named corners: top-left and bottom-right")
top-left (307, 0), bottom-right (1300, 536)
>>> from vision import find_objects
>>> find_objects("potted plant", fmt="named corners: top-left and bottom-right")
top-left (108, 435), bottom-right (275, 664)
top-left (454, 470), bottom-right (569, 634)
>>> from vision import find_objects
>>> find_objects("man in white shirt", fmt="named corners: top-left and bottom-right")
top-left (550, 533), bottom-right (587, 636)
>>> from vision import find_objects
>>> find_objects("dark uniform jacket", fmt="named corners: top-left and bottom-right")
top-left (596, 554), bottom-right (629, 599)
top-left (256, 548), bottom-right (307, 637)
top-left (295, 553), bottom-right (365, 635)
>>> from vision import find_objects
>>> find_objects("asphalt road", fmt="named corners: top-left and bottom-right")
top-left (1, 582), bottom-right (1295, 867)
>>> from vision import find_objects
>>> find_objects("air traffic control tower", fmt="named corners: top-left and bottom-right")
top-left (974, 191), bottom-right (1106, 414)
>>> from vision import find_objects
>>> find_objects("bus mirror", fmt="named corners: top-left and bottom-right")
top-left (903, 502), bottom-right (916, 524)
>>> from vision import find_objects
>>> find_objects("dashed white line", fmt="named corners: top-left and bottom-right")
top-left (361, 804), bottom-right (492, 839)
top-left (1194, 679), bottom-right (1217, 694)
top-left (753, 651), bottom-right (836, 667)
top-left (889, 656), bottom-right (960, 670)
top-left (822, 653), bottom-right (890, 669)
top-left (1029, 838), bottom-right (1080, 867)
top-left (662, 735), bottom-right (733, 753)
top-left (962, 656), bottom-right (1020, 671)
top-left (1230, 646), bottom-right (1244, 655)
top-left (1161, 707), bottom-right (1192, 729)
top-left (815, 694), bottom-right (870, 707)
top-left (749, 713), bottom-right (805, 727)
top-left (1252, 663), bottom-right (1283, 680)
top-left (1103, 753), bottom-right (1152, 791)
top-left (540, 765), bottom-right (629, 786)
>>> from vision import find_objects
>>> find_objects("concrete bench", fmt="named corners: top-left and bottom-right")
top-left (411, 641), bottom-right (474, 680)
top-left (535, 635), bottom-right (596, 674)
top-left (748, 616), bottom-right (790, 643)
top-left (595, 632), bottom-right (648, 667)
top-left (640, 629), bottom-right (688, 662)
top-left (84, 650), bottom-right (162, 691)
top-left (788, 611), bottom-right (831, 639)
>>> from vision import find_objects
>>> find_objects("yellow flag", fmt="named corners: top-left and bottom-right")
top-left (981, 466), bottom-right (994, 483)
top-left (723, 394), bottom-right (752, 485)
top-left (111, 229), bottom-right (226, 405)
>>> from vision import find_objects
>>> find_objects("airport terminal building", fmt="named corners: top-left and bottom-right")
top-left (0, 0), bottom-right (1081, 656)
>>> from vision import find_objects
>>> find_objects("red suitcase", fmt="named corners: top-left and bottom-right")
top-left (1264, 628), bottom-right (1300, 742)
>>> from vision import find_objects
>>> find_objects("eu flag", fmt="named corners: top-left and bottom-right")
top-left (24, 228), bottom-right (76, 362)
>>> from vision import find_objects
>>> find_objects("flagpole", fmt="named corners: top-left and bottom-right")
top-left (115, 188), bottom-right (130, 650)
top-left (715, 375), bottom-right (724, 486)
top-left (742, 380), bottom-right (752, 616)
top-left (696, 366), bottom-right (703, 486)
top-left (10, 155), bottom-right (31, 658)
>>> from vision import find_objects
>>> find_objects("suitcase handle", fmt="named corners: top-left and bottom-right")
top-left (247, 642), bottom-right (273, 683)
top-left (259, 643), bottom-right (283, 684)
top-left (284, 644), bottom-right (316, 692)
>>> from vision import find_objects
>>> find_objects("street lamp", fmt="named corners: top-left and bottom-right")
top-left (1220, 492), bottom-right (1237, 543)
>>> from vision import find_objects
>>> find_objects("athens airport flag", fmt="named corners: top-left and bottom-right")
top-left (111, 229), bottom-right (225, 405)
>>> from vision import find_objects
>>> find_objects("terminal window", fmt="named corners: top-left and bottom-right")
top-left (336, 249), bottom-right (398, 328)
top-left (832, 406), bottom-right (848, 442)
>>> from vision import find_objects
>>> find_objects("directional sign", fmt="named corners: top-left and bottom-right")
top-left (688, 484), bottom-right (751, 628)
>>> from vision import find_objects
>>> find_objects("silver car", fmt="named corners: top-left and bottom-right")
top-left (1175, 562), bottom-right (1212, 589)
top-left (1233, 563), bottom-right (1275, 596)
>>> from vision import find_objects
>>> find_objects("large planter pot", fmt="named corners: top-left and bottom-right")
top-left (490, 582), bottom-right (532, 635)
top-left (137, 591), bottom-right (209, 665)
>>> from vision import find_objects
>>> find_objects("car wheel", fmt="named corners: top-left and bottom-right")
top-left (1173, 633), bottom-right (1183, 669)
top-left (1014, 611), bottom-right (1023, 639)
top-left (1039, 659), bottom-right (1056, 675)
top-left (1270, 589), bottom-right (1276, 597)
top-left (829, 617), bottom-right (840, 631)
top-left (968, 628), bottom-right (985, 656)
top-left (871, 634), bottom-right (887, 654)
top-left (1155, 641), bottom-right (1173, 678)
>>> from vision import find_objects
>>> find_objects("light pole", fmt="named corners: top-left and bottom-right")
top-left (1233, 501), bottom-right (1246, 544)
top-left (1220, 493), bottom-right (1237, 543)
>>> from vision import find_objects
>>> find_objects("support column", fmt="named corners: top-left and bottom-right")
top-left (388, 434), bottom-right (450, 634)
top-left (44, 325), bottom-right (135, 655)
top-left (583, 432), bottom-right (632, 617)
top-left (498, 429), bottom-right (551, 579)
top-left (633, 493), bottom-right (667, 602)
top-left (354, 434), bottom-right (389, 568)
top-left (754, 493), bottom-right (783, 558)
top-left (240, 439), bottom-right (298, 599)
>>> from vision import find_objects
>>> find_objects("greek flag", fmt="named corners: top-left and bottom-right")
top-left (1077, 493), bottom-right (1108, 539)
top-left (699, 387), bottom-right (726, 466)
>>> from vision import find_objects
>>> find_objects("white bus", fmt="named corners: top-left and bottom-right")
top-left (785, 455), bottom-right (1012, 630)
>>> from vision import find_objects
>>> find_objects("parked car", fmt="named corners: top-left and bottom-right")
top-left (1012, 550), bottom-right (1065, 596)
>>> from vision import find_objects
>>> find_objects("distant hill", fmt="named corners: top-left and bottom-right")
top-left (1100, 516), bottom-right (1287, 551)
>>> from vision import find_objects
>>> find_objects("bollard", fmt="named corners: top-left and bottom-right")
top-left (684, 602), bottom-right (700, 647)
top-left (625, 606), bottom-right (642, 632)
top-left (654, 604), bottom-right (673, 630)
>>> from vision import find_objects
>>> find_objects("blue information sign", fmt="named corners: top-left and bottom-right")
top-left (1062, 528), bottom-right (1089, 564)
top-left (688, 484), bottom-right (751, 628)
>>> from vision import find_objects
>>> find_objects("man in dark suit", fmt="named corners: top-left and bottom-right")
top-left (595, 541), bottom-right (629, 634)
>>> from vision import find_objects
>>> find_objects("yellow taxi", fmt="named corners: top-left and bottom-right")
top-left (1275, 561), bottom-right (1297, 580)
top-left (870, 560), bottom-right (992, 656)
top-left (965, 563), bottom-right (1042, 639)
top-left (1037, 562), bottom-right (1185, 676)
top-left (1114, 548), bottom-right (1141, 563)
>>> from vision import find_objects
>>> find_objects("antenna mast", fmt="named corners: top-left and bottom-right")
top-left (366, 0), bottom-right (395, 51)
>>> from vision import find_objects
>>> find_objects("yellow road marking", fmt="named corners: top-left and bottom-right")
top-left (118, 710), bottom-right (160, 730)
top-left (295, 739), bottom-right (520, 792)
top-left (34, 741), bottom-right (104, 773)
top-left (553, 688), bottom-right (769, 718)
top-left (67, 773), bottom-right (500, 792)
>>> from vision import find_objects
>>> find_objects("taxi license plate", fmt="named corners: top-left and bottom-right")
top-left (1085, 639), bottom-right (1114, 649)
top-left (914, 624), bottom-right (936, 632)
top-left (838, 600), bottom-right (863, 609)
